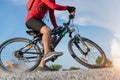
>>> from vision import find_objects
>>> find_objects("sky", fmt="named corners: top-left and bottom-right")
top-left (0, 0), bottom-right (120, 69)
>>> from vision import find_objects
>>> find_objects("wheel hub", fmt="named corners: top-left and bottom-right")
top-left (14, 50), bottom-right (23, 59)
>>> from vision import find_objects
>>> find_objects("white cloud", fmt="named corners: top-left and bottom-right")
top-left (111, 35), bottom-right (120, 67)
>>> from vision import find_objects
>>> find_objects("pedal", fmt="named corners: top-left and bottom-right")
top-left (51, 56), bottom-right (58, 62)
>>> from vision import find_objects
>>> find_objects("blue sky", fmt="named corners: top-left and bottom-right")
top-left (0, 0), bottom-right (120, 68)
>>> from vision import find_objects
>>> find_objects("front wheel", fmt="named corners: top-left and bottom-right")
top-left (0, 38), bottom-right (41, 72)
top-left (68, 37), bottom-right (106, 68)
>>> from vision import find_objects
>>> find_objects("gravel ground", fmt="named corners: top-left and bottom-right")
top-left (0, 68), bottom-right (120, 80)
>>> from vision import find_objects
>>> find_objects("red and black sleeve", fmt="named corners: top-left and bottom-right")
top-left (41, 0), bottom-right (68, 10)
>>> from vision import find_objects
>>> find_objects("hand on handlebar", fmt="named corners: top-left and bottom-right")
top-left (70, 10), bottom-right (75, 15)
top-left (67, 6), bottom-right (76, 19)
top-left (67, 6), bottom-right (76, 13)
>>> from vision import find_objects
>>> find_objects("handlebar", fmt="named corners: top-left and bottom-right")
top-left (62, 14), bottom-right (75, 38)
top-left (63, 14), bottom-right (75, 31)
top-left (69, 14), bottom-right (75, 19)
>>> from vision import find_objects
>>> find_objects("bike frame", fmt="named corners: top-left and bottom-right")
top-left (51, 27), bottom-right (69, 49)
top-left (27, 15), bottom-right (72, 51)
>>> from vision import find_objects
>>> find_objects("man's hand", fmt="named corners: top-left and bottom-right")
top-left (67, 6), bottom-right (76, 13)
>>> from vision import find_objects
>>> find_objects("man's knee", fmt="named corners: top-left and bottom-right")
top-left (40, 26), bottom-right (51, 34)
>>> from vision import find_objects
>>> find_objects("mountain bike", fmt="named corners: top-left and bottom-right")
top-left (0, 14), bottom-right (106, 73)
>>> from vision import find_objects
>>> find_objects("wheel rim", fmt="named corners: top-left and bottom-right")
top-left (69, 38), bottom-right (106, 68)
top-left (0, 38), bottom-right (41, 72)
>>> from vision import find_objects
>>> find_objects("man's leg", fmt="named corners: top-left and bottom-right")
top-left (40, 25), bottom-right (51, 67)
top-left (39, 25), bottom-right (63, 68)
top-left (26, 18), bottom-right (63, 69)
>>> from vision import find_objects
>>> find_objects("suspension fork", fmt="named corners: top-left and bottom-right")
top-left (74, 34), bottom-right (90, 55)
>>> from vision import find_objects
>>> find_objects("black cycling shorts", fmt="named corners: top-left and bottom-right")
top-left (26, 17), bottom-right (46, 32)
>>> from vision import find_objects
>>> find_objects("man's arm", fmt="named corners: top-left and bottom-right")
top-left (49, 9), bottom-right (57, 28)
top-left (41, 0), bottom-right (68, 10)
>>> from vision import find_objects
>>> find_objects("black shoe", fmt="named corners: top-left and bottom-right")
top-left (42, 52), bottom-right (63, 61)
top-left (39, 65), bottom-right (54, 71)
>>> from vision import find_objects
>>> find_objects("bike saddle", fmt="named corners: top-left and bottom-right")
top-left (26, 29), bottom-right (42, 36)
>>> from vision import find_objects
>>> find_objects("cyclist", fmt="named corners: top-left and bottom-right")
top-left (26, 0), bottom-right (75, 71)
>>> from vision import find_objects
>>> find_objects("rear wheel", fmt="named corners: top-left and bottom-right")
top-left (68, 37), bottom-right (106, 68)
top-left (0, 38), bottom-right (42, 72)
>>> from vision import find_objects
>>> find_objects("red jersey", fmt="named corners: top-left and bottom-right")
top-left (26, 0), bottom-right (68, 28)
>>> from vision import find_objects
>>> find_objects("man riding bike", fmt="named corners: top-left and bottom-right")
top-left (25, 0), bottom-right (75, 71)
